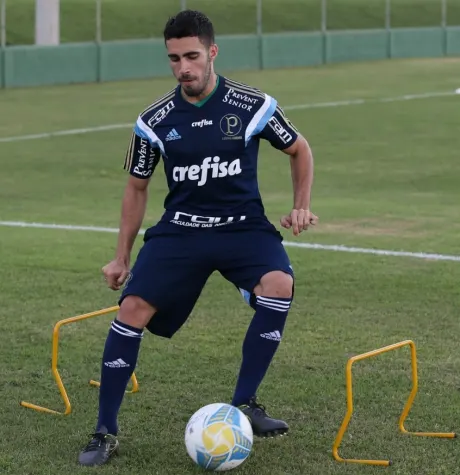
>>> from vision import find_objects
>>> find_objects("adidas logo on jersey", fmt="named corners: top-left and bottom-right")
top-left (166, 128), bottom-right (181, 141)
top-left (172, 156), bottom-right (242, 186)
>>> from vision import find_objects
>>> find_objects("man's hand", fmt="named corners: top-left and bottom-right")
top-left (102, 259), bottom-right (130, 291)
top-left (280, 209), bottom-right (318, 236)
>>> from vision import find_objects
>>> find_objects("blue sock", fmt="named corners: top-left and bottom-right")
top-left (96, 319), bottom-right (143, 435)
top-left (231, 296), bottom-right (291, 407)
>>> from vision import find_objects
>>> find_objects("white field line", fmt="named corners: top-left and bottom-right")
top-left (0, 123), bottom-right (132, 143)
top-left (0, 91), bottom-right (456, 144)
top-left (1, 220), bottom-right (459, 262)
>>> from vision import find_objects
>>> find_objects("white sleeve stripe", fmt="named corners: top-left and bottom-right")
top-left (245, 94), bottom-right (277, 145)
top-left (135, 117), bottom-right (166, 157)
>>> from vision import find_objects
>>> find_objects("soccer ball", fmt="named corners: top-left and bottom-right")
top-left (185, 403), bottom-right (253, 471)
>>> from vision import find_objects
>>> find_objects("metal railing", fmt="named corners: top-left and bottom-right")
top-left (0, 0), bottom-right (458, 46)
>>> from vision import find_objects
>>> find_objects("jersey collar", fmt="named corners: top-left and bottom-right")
top-left (176, 74), bottom-right (223, 110)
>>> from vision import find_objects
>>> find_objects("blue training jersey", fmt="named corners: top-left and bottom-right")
top-left (124, 75), bottom-right (299, 232)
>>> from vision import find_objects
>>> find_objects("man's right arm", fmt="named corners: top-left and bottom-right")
top-left (115, 175), bottom-right (150, 266)
top-left (103, 128), bottom-right (161, 290)
top-left (117, 127), bottom-right (161, 263)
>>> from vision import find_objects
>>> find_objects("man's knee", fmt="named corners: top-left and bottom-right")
top-left (117, 296), bottom-right (157, 329)
top-left (254, 271), bottom-right (293, 299)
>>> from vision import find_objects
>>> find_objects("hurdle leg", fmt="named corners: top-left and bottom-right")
top-left (398, 341), bottom-right (456, 439)
top-left (332, 340), bottom-right (456, 466)
top-left (20, 306), bottom-right (140, 415)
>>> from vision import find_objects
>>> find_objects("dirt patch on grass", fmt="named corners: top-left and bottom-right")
top-left (319, 218), bottom-right (425, 237)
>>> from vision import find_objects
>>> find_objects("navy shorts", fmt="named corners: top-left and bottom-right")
top-left (119, 221), bottom-right (294, 338)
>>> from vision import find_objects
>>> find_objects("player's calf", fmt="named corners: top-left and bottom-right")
top-left (78, 296), bottom-right (156, 466)
top-left (232, 272), bottom-right (293, 437)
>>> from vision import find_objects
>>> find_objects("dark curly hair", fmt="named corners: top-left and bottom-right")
top-left (163, 10), bottom-right (215, 47)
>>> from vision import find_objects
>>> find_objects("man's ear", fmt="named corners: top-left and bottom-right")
top-left (209, 44), bottom-right (219, 61)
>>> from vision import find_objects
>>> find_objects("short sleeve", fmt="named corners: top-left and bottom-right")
top-left (123, 129), bottom-right (161, 179)
top-left (258, 106), bottom-right (299, 150)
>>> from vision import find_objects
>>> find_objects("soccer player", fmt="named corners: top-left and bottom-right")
top-left (78, 10), bottom-right (317, 466)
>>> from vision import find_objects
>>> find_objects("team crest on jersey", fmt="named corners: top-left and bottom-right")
top-left (220, 114), bottom-right (243, 141)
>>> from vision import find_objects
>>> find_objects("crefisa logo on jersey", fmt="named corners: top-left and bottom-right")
top-left (133, 138), bottom-right (155, 177)
top-left (220, 114), bottom-right (243, 141)
top-left (192, 119), bottom-right (213, 128)
top-left (172, 156), bottom-right (242, 186)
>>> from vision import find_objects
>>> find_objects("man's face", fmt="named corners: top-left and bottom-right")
top-left (166, 36), bottom-right (217, 97)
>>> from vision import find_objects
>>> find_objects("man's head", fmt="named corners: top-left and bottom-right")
top-left (163, 10), bottom-right (218, 98)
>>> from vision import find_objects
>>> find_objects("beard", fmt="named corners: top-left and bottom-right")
top-left (180, 58), bottom-right (212, 98)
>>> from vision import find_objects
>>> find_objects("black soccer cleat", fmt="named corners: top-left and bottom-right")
top-left (239, 397), bottom-right (289, 438)
top-left (78, 426), bottom-right (119, 466)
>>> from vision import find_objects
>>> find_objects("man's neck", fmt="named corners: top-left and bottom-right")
top-left (181, 73), bottom-right (218, 104)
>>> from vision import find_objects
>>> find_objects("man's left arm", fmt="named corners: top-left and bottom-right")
top-left (258, 106), bottom-right (318, 236)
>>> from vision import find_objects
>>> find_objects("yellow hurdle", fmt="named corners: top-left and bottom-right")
top-left (332, 340), bottom-right (456, 466)
top-left (20, 306), bottom-right (139, 416)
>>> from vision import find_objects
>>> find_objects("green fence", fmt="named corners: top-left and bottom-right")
top-left (2, 27), bottom-right (460, 88)
top-left (1, 0), bottom-right (460, 88)
top-left (4, 0), bottom-right (460, 45)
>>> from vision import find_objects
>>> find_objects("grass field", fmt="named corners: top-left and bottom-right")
top-left (1, 58), bottom-right (460, 474)
top-left (5, 0), bottom-right (460, 44)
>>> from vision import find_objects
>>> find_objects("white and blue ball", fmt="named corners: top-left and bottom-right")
top-left (185, 403), bottom-right (253, 471)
